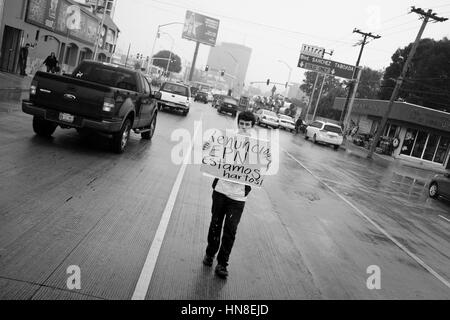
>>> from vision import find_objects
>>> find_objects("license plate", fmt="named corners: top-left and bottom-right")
top-left (59, 113), bottom-right (74, 123)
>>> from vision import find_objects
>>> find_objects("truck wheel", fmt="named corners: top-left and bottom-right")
top-left (182, 110), bottom-right (189, 117)
top-left (334, 145), bottom-right (340, 150)
top-left (142, 113), bottom-right (157, 140)
top-left (33, 116), bottom-right (57, 137)
top-left (112, 119), bottom-right (131, 154)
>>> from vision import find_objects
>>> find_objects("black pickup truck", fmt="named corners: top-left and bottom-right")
top-left (22, 60), bottom-right (160, 153)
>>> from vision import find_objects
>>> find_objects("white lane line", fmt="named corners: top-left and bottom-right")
top-left (439, 215), bottom-right (450, 223)
top-left (132, 117), bottom-right (202, 300)
top-left (284, 150), bottom-right (450, 290)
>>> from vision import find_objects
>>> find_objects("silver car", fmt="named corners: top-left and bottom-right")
top-left (429, 173), bottom-right (450, 200)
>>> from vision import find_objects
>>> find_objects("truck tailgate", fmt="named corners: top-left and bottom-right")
top-left (33, 72), bottom-right (111, 119)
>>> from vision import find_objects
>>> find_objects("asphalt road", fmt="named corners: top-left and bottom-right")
top-left (0, 95), bottom-right (449, 300)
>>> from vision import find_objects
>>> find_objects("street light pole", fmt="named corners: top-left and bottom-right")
top-left (148, 22), bottom-right (183, 74)
top-left (277, 60), bottom-right (292, 96)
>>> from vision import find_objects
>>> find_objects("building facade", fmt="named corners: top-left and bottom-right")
top-left (206, 42), bottom-right (252, 96)
top-left (333, 97), bottom-right (450, 169)
top-left (0, 0), bottom-right (119, 76)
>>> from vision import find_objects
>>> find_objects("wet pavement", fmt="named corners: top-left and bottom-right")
top-left (0, 92), bottom-right (449, 300)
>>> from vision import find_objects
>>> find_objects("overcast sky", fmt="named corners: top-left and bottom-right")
top-left (114, 0), bottom-right (450, 89)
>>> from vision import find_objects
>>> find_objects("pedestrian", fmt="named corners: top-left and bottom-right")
top-left (18, 43), bottom-right (31, 76)
top-left (202, 111), bottom-right (257, 279)
top-left (43, 52), bottom-right (59, 73)
top-left (295, 117), bottom-right (304, 134)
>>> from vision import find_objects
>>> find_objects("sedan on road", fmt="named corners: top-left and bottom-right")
top-left (255, 109), bottom-right (279, 129)
top-left (305, 120), bottom-right (343, 150)
top-left (217, 96), bottom-right (239, 117)
top-left (278, 115), bottom-right (296, 132)
top-left (428, 173), bottom-right (450, 200)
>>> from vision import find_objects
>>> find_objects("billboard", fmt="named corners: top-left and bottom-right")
top-left (26, 0), bottom-right (98, 45)
top-left (182, 10), bottom-right (220, 47)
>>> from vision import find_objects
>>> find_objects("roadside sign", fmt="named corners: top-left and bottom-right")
top-left (297, 54), bottom-right (356, 79)
top-left (301, 44), bottom-right (325, 58)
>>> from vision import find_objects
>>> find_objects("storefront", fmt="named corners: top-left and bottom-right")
top-left (333, 98), bottom-right (450, 169)
top-left (0, 0), bottom-right (119, 75)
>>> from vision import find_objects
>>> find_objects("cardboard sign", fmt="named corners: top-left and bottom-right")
top-left (201, 131), bottom-right (272, 188)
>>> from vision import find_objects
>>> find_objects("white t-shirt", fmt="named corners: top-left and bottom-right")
top-left (215, 179), bottom-right (248, 202)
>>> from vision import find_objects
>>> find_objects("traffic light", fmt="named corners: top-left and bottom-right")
top-left (205, 65), bottom-right (209, 72)
top-left (267, 79), bottom-right (270, 86)
top-left (221, 70), bottom-right (225, 77)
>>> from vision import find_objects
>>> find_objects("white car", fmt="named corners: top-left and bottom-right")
top-left (157, 82), bottom-right (191, 116)
top-left (305, 120), bottom-right (344, 150)
top-left (255, 109), bottom-right (279, 129)
top-left (278, 115), bottom-right (295, 132)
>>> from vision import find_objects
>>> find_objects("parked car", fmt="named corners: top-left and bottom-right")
top-left (217, 96), bottom-right (239, 117)
top-left (194, 91), bottom-right (208, 104)
top-left (305, 120), bottom-right (343, 150)
top-left (428, 173), bottom-right (450, 200)
top-left (156, 81), bottom-right (191, 116)
top-left (255, 109), bottom-right (279, 129)
top-left (22, 60), bottom-right (159, 153)
top-left (278, 115), bottom-right (296, 132)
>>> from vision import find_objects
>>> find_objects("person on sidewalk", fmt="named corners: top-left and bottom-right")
top-left (43, 52), bottom-right (59, 73)
top-left (202, 111), bottom-right (257, 279)
top-left (18, 43), bottom-right (31, 76)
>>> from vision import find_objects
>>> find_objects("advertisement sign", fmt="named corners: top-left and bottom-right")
top-left (201, 132), bottom-right (272, 188)
top-left (26, 0), bottom-right (98, 45)
top-left (182, 10), bottom-right (220, 47)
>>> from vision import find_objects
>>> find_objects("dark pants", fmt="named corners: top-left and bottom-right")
top-left (206, 191), bottom-right (245, 267)
top-left (19, 58), bottom-right (27, 75)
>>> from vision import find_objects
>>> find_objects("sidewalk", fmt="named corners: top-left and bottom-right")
top-left (340, 139), bottom-right (449, 177)
top-left (0, 71), bottom-right (32, 91)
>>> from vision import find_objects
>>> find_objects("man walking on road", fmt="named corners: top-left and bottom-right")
top-left (43, 52), bottom-right (59, 73)
top-left (202, 111), bottom-right (257, 279)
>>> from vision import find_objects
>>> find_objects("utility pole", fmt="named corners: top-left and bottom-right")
top-left (340, 29), bottom-right (381, 125)
top-left (189, 42), bottom-right (200, 82)
top-left (368, 7), bottom-right (448, 159)
top-left (124, 43), bottom-right (131, 67)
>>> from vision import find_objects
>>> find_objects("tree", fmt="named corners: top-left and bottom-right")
top-left (356, 67), bottom-right (384, 99)
top-left (152, 50), bottom-right (182, 73)
top-left (379, 37), bottom-right (450, 112)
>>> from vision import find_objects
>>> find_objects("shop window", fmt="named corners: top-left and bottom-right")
top-left (411, 131), bottom-right (428, 158)
top-left (401, 129), bottom-right (418, 156)
top-left (434, 137), bottom-right (450, 164)
top-left (423, 134), bottom-right (440, 161)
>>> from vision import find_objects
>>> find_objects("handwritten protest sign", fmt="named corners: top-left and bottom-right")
top-left (201, 130), bottom-right (272, 188)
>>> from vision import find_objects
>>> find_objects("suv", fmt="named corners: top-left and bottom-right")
top-left (194, 91), bottom-right (208, 104)
top-left (305, 120), bottom-right (343, 150)
top-left (217, 96), bottom-right (239, 117)
top-left (156, 82), bottom-right (191, 116)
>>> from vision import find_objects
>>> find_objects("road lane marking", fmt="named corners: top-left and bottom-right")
top-left (284, 150), bottom-right (450, 290)
top-left (439, 215), bottom-right (450, 223)
top-left (132, 116), bottom-right (203, 300)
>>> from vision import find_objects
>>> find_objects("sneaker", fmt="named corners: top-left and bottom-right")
top-left (203, 254), bottom-right (214, 267)
top-left (215, 264), bottom-right (228, 279)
